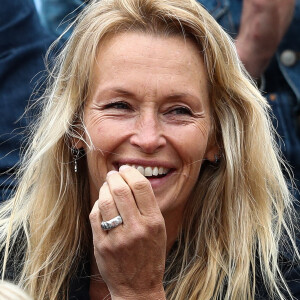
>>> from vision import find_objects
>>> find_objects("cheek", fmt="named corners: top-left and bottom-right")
top-left (84, 120), bottom-right (128, 156)
top-left (173, 127), bottom-right (209, 166)
top-left (86, 123), bottom-right (115, 150)
top-left (84, 111), bottom-right (136, 149)
top-left (83, 118), bottom-right (133, 196)
top-left (83, 122), bottom-right (117, 186)
top-left (85, 151), bottom-right (107, 187)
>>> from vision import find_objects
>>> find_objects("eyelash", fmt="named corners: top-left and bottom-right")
top-left (167, 106), bottom-right (193, 116)
top-left (103, 101), bottom-right (193, 116)
top-left (103, 101), bottom-right (131, 110)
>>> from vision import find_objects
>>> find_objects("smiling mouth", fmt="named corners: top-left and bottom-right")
top-left (117, 164), bottom-right (172, 178)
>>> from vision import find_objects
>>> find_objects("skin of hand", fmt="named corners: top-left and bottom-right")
top-left (235, 0), bottom-right (295, 78)
top-left (89, 166), bottom-right (167, 300)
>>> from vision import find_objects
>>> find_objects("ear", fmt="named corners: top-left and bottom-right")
top-left (204, 120), bottom-right (221, 163)
top-left (204, 129), bottom-right (220, 163)
top-left (204, 142), bottom-right (219, 163)
top-left (71, 127), bottom-right (86, 150)
top-left (72, 138), bottom-right (85, 149)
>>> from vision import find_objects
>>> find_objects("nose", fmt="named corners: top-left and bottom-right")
top-left (129, 112), bottom-right (166, 153)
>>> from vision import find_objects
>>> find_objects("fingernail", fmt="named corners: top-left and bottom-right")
top-left (119, 165), bottom-right (131, 172)
top-left (106, 170), bottom-right (118, 178)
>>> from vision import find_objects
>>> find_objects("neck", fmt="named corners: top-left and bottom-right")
top-left (164, 211), bottom-right (183, 254)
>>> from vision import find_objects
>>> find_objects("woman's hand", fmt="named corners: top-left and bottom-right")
top-left (89, 166), bottom-right (167, 300)
top-left (236, 0), bottom-right (295, 78)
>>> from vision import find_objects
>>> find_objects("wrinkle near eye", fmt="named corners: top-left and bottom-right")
top-left (193, 121), bottom-right (210, 138)
top-left (86, 111), bottom-right (107, 127)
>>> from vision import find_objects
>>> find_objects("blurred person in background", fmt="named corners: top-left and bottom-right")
top-left (0, 0), bottom-right (55, 201)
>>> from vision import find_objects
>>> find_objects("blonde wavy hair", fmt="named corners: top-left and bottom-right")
top-left (0, 281), bottom-right (32, 300)
top-left (0, 0), bottom-right (298, 299)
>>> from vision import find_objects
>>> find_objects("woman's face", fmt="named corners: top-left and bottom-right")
top-left (81, 32), bottom-right (216, 230)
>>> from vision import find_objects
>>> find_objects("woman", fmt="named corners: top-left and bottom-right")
top-left (0, 0), bottom-right (299, 299)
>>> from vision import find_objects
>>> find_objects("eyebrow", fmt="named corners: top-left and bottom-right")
top-left (164, 93), bottom-right (204, 111)
top-left (92, 88), bottom-right (131, 102)
top-left (109, 88), bottom-right (134, 96)
top-left (165, 92), bottom-right (199, 101)
top-left (95, 87), bottom-right (204, 110)
top-left (100, 88), bottom-right (200, 100)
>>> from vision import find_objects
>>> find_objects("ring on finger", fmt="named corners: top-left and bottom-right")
top-left (101, 215), bottom-right (123, 231)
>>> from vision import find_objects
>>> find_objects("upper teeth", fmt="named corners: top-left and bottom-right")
top-left (119, 165), bottom-right (170, 177)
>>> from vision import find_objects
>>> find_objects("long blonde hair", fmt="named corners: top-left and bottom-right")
top-left (0, 281), bottom-right (32, 300)
top-left (0, 0), bottom-right (298, 299)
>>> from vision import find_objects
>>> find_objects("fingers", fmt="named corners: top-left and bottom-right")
top-left (92, 166), bottom-right (160, 235)
top-left (89, 199), bottom-right (104, 241)
top-left (98, 181), bottom-right (120, 222)
top-left (89, 168), bottom-right (167, 296)
top-left (105, 170), bottom-right (141, 222)
top-left (118, 166), bottom-right (160, 216)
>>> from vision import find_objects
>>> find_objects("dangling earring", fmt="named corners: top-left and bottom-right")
top-left (72, 148), bottom-right (80, 173)
top-left (74, 157), bottom-right (78, 173)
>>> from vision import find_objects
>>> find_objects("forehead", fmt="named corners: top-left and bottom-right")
top-left (90, 31), bottom-right (209, 106)
top-left (94, 31), bottom-right (204, 72)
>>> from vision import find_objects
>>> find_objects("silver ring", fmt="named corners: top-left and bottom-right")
top-left (101, 215), bottom-right (123, 231)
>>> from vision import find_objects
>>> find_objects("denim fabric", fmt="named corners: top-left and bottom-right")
top-left (0, 0), bottom-right (55, 201)
top-left (199, 0), bottom-right (300, 200)
top-left (278, 2), bottom-right (300, 108)
top-left (33, 0), bottom-right (85, 38)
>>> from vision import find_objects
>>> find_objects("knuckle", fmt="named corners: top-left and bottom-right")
top-left (112, 236), bottom-right (127, 249)
top-left (98, 198), bottom-right (113, 212)
top-left (95, 241), bottom-right (111, 255)
top-left (98, 237), bottom-right (127, 254)
top-left (146, 217), bottom-right (165, 234)
top-left (127, 228), bottom-right (146, 243)
top-left (92, 239), bottom-right (102, 252)
top-left (89, 211), bottom-right (98, 224)
top-left (131, 220), bottom-right (162, 239)
top-left (113, 185), bottom-right (131, 198)
top-left (132, 178), bottom-right (151, 192)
